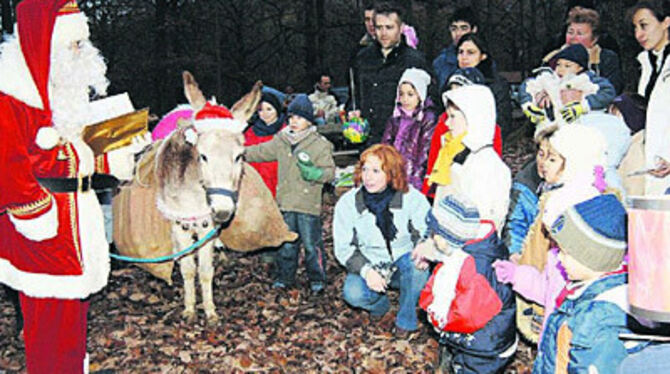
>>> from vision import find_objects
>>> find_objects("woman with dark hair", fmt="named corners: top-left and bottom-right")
top-left (455, 33), bottom-right (513, 138)
top-left (244, 91), bottom-right (286, 197)
top-left (629, 0), bottom-right (670, 195)
top-left (333, 144), bottom-right (430, 337)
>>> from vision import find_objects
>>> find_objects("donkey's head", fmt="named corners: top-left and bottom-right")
top-left (182, 71), bottom-right (262, 223)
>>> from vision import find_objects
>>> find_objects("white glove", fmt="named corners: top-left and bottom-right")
top-left (107, 133), bottom-right (152, 181)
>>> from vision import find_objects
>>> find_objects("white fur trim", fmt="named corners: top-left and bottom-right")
top-left (51, 13), bottom-right (90, 48)
top-left (8, 198), bottom-right (58, 241)
top-left (0, 34), bottom-right (43, 109)
top-left (426, 248), bottom-right (469, 329)
top-left (0, 190), bottom-right (110, 299)
top-left (156, 197), bottom-right (211, 223)
top-left (106, 147), bottom-right (134, 181)
top-left (35, 127), bottom-right (61, 150)
top-left (194, 118), bottom-right (246, 134)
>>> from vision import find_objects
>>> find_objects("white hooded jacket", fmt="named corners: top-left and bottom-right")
top-left (437, 84), bottom-right (511, 233)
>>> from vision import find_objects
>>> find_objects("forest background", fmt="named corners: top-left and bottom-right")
top-left (0, 0), bottom-right (643, 115)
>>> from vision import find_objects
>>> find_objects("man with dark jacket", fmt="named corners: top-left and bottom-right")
top-left (348, 2), bottom-right (432, 145)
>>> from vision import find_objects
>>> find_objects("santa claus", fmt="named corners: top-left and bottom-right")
top-left (0, 0), bottom-right (146, 372)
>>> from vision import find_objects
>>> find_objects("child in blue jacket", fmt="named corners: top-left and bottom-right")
top-left (534, 194), bottom-right (633, 373)
top-left (413, 194), bottom-right (516, 373)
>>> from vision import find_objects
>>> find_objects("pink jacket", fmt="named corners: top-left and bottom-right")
top-left (511, 248), bottom-right (567, 345)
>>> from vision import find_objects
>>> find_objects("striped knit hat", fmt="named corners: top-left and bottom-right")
top-left (550, 194), bottom-right (627, 272)
top-left (426, 195), bottom-right (481, 254)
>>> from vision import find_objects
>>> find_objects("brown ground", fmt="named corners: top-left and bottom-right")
top-left (0, 132), bottom-right (537, 373)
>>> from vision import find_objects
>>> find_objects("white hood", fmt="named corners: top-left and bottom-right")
top-left (444, 84), bottom-right (496, 151)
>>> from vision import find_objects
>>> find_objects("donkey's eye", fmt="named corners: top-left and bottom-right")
top-left (235, 154), bottom-right (244, 163)
top-left (200, 154), bottom-right (208, 162)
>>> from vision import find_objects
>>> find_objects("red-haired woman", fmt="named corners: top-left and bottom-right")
top-left (333, 144), bottom-right (431, 337)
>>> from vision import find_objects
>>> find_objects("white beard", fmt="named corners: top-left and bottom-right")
top-left (49, 39), bottom-right (109, 142)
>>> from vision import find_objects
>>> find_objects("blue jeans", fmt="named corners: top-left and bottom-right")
top-left (274, 211), bottom-right (327, 288)
top-left (342, 252), bottom-right (429, 331)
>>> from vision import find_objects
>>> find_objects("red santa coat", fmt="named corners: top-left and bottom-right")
top-left (243, 125), bottom-right (284, 197)
top-left (0, 94), bottom-right (112, 299)
top-left (0, 0), bottom-right (115, 299)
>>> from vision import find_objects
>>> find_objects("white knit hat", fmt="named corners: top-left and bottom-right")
top-left (398, 68), bottom-right (431, 104)
top-left (549, 124), bottom-right (606, 184)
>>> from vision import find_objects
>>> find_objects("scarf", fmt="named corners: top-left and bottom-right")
top-left (645, 44), bottom-right (670, 100)
top-left (280, 125), bottom-right (315, 145)
top-left (252, 113), bottom-right (285, 137)
top-left (427, 131), bottom-right (466, 186)
top-left (363, 187), bottom-right (398, 247)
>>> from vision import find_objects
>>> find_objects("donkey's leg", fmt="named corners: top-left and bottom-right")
top-left (197, 239), bottom-right (218, 325)
top-left (173, 226), bottom-right (198, 323)
top-left (179, 253), bottom-right (198, 323)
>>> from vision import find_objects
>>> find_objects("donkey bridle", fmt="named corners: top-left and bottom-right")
top-left (205, 187), bottom-right (238, 203)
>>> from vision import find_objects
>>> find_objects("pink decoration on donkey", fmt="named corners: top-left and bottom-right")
top-left (151, 104), bottom-right (193, 141)
top-left (628, 196), bottom-right (670, 322)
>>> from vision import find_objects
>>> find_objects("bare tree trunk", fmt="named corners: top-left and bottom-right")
top-left (303, 0), bottom-right (317, 81)
top-left (1, 0), bottom-right (12, 35)
top-left (153, 0), bottom-right (169, 112)
top-left (425, 0), bottom-right (437, 60)
top-left (316, 0), bottom-right (325, 71)
top-left (214, 4), bottom-right (222, 97)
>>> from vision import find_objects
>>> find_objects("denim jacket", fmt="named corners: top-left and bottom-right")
top-left (533, 272), bottom-right (633, 374)
top-left (333, 186), bottom-right (430, 276)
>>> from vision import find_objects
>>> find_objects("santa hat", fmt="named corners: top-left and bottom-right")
top-left (193, 102), bottom-right (246, 133)
top-left (16, 0), bottom-right (91, 150)
top-left (17, 0), bottom-right (88, 112)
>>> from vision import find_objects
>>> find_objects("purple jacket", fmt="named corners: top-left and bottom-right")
top-left (381, 98), bottom-right (437, 191)
top-left (512, 248), bottom-right (567, 345)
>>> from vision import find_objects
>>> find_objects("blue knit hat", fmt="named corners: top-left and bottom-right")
top-left (447, 67), bottom-right (485, 87)
top-left (426, 195), bottom-right (481, 254)
top-left (550, 194), bottom-right (627, 272)
top-left (287, 94), bottom-right (315, 124)
top-left (553, 44), bottom-right (589, 72)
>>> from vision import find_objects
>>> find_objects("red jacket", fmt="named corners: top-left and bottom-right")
top-left (0, 94), bottom-right (116, 299)
top-left (422, 112), bottom-right (503, 197)
top-left (244, 125), bottom-right (284, 197)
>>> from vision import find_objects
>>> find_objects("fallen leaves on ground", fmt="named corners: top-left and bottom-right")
top-left (0, 133), bottom-right (538, 373)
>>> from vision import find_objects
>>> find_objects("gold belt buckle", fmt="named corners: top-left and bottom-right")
top-left (77, 175), bottom-right (92, 192)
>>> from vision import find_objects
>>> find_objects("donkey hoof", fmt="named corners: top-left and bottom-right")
top-left (205, 313), bottom-right (219, 327)
top-left (182, 309), bottom-right (197, 324)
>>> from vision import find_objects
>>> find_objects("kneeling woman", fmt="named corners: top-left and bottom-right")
top-left (333, 144), bottom-right (430, 335)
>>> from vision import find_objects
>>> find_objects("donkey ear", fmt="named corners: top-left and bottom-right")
top-left (231, 81), bottom-right (263, 123)
top-left (183, 71), bottom-right (207, 112)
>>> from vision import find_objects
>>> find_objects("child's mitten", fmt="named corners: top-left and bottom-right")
top-left (492, 259), bottom-right (517, 284)
top-left (560, 101), bottom-right (586, 123)
top-left (297, 152), bottom-right (323, 181)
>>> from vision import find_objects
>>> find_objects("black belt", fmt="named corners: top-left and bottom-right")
top-left (38, 174), bottom-right (119, 193)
